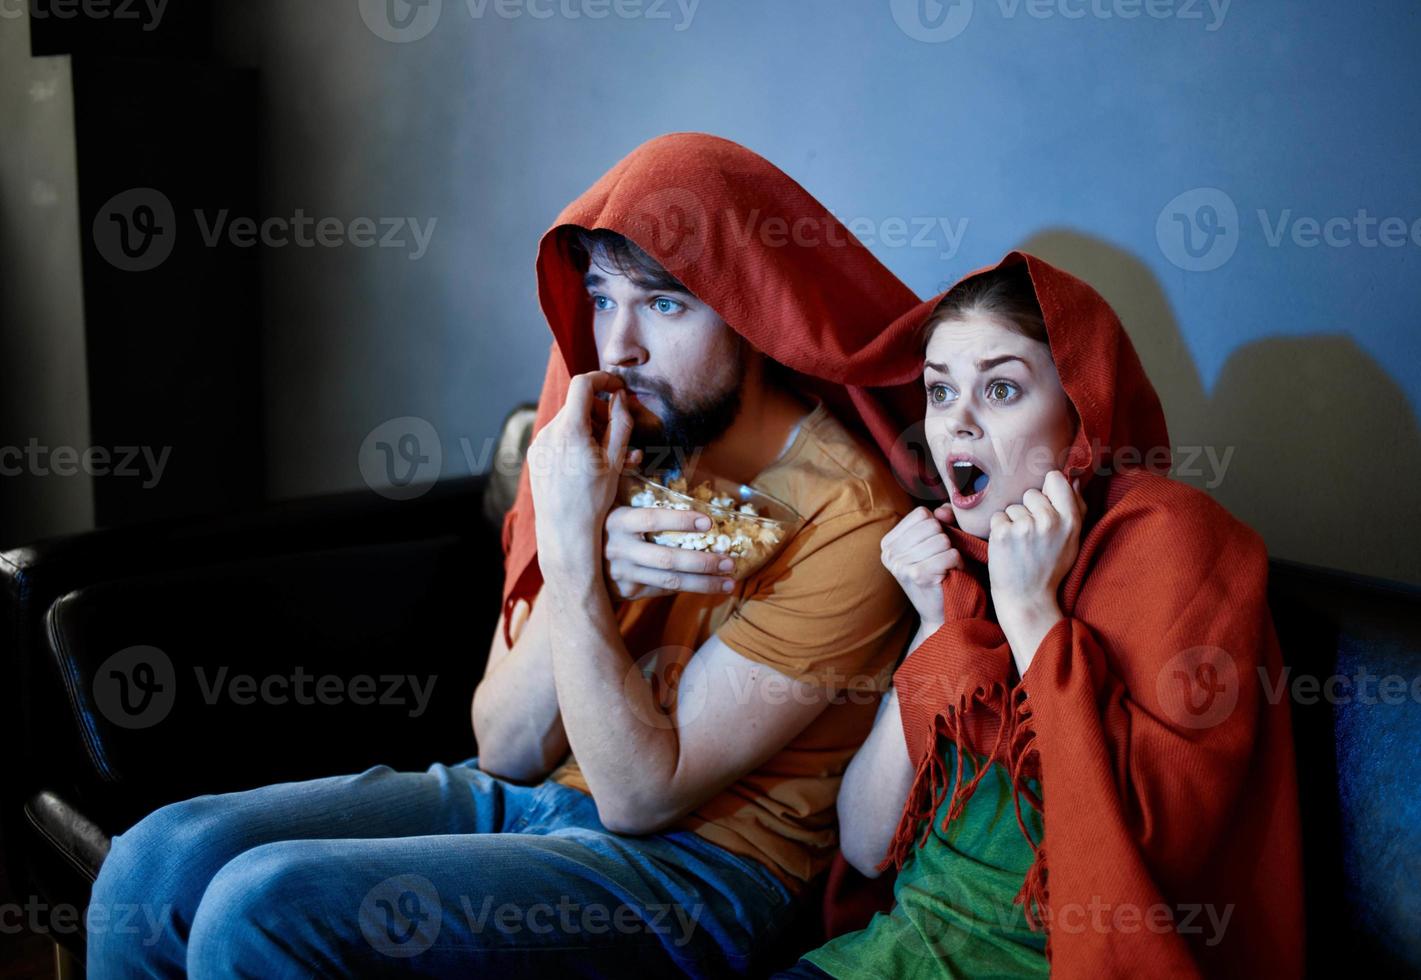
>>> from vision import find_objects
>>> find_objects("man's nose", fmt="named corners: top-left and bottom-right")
top-left (600, 307), bottom-right (648, 369)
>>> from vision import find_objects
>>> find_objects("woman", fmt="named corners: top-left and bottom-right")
top-left (777, 254), bottom-right (1304, 978)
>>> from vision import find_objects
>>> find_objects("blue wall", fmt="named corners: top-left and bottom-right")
top-left (215, 0), bottom-right (1421, 583)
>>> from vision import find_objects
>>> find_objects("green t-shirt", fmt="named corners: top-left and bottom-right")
top-left (804, 743), bottom-right (1048, 979)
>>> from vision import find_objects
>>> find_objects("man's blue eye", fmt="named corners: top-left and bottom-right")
top-left (652, 297), bottom-right (683, 315)
top-left (591, 294), bottom-right (613, 311)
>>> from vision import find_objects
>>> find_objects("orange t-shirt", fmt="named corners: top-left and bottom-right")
top-left (550, 402), bottom-right (913, 896)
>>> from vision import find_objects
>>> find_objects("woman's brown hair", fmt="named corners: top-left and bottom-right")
top-left (920, 262), bottom-right (1049, 353)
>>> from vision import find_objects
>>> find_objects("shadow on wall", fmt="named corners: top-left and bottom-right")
top-left (1016, 230), bottom-right (1421, 588)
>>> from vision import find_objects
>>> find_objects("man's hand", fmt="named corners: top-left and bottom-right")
top-left (528, 371), bottom-right (637, 579)
top-left (603, 506), bottom-right (737, 600)
top-left (987, 470), bottom-right (1085, 675)
top-left (880, 505), bottom-right (962, 631)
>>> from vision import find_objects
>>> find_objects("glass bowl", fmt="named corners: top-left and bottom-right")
top-left (618, 471), bottom-right (805, 581)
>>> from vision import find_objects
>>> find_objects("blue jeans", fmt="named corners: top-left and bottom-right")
top-left (86, 756), bottom-right (796, 978)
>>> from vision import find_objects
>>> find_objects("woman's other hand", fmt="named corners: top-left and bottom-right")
top-left (880, 505), bottom-right (962, 632)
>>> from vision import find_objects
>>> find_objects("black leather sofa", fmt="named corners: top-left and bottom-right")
top-left (2, 408), bottom-right (1419, 977)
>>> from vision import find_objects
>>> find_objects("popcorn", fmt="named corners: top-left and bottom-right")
top-left (625, 475), bottom-right (789, 573)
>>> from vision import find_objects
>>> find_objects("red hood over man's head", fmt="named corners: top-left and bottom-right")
top-left (504, 133), bottom-right (923, 620)
top-left (535, 132), bottom-right (921, 381)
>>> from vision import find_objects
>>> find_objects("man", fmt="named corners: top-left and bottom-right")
top-left (87, 133), bottom-right (925, 978)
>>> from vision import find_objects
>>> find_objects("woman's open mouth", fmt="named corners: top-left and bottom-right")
top-left (948, 456), bottom-right (991, 510)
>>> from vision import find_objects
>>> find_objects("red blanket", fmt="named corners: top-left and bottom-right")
top-left (877, 252), bottom-right (1305, 977)
top-left (497, 136), bottom-right (1304, 975)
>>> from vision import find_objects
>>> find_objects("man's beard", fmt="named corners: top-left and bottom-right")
top-left (616, 361), bottom-right (745, 474)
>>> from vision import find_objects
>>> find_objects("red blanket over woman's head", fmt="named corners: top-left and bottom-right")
top-left (500, 132), bottom-right (925, 625)
top-left (877, 252), bottom-right (1304, 978)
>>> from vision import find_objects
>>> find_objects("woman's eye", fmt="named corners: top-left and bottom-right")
top-left (590, 294), bottom-right (613, 311)
top-left (986, 380), bottom-right (1019, 402)
top-left (651, 297), bottom-right (684, 315)
top-left (927, 383), bottom-right (954, 406)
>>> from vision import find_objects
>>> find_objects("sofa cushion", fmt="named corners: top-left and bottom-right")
top-left (1268, 560), bottom-right (1421, 975)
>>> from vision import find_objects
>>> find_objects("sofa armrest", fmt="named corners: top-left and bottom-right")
top-left (5, 472), bottom-right (502, 826)
top-left (60, 526), bottom-right (502, 813)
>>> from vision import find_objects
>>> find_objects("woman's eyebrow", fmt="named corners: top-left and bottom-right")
top-left (924, 355), bottom-right (1033, 375)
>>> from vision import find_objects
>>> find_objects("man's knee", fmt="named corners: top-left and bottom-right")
top-left (93, 796), bottom-right (232, 904)
top-left (86, 796), bottom-right (228, 972)
top-left (187, 842), bottom-right (338, 976)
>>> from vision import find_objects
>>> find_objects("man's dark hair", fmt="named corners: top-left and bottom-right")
top-left (570, 228), bottom-right (689, 294)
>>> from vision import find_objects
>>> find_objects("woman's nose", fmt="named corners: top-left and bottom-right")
top-left (946, 401), bottom-right (982, 439)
